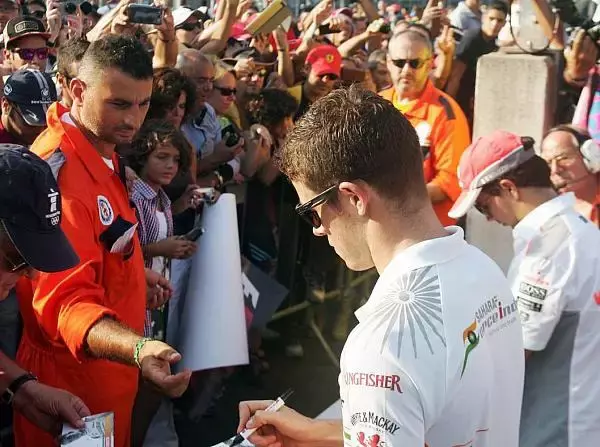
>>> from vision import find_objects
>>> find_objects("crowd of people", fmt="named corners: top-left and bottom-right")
top-left (0, 0), bottom-right (599, 446)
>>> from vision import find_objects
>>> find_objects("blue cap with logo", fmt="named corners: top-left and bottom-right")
top-left (0, 144), bottom-right (78, 272)
top-left (3, 69), bottom-right (57, 127)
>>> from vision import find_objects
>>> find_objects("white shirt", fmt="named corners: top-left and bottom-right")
top-left (150, 210), bottom-right (170, 279)
top-left (508, 193), bottom-right (600, 447)
top-left (340, 227), bottom-right (524, 447)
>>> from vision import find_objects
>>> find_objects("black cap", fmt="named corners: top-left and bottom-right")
top-left (3, 69), bottom-right (57, 126)
top-left (0, 145), bottom-right (79, 272)
top-left (3, 16), bottom-right (49, 47)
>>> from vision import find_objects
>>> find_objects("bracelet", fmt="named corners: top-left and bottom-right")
top-left (1, 372), bottom-right (37, 405)
top-left (158, 38), bottom-right (175, 42)
top-left (134, 337), bottom-right (152, 368)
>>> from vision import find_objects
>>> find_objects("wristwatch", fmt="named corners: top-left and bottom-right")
top-left (1, 372), bottom-right (38, 405)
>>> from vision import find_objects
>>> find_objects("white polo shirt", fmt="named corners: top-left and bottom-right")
top-left (508, 193), bottom-right (600, 447)
top-left (340, 227), bottom-right (524, 447)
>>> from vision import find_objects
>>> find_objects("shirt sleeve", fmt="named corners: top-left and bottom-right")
top-left (31, 195), bottom-right (117, 361)
top-left (428, 108), bottom-right (471, 201)
top-left (513, 235), bottom-right (575, 351)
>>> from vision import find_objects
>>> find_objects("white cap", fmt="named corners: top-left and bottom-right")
top-left (172, 6), bottom-right (201, 27)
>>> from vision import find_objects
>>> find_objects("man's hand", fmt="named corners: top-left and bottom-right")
top-left (312, 0), bottom-right (333, 27)
top-left (564, 29), bottom-right (598, 82)
top-left (437, 25), bottom-right (455, 56)
top-left (211, 139), bottom-right (245, 164)
top-left (45, 0), bottom-right (62, 43)
top-left (145, 268), bottom-right (173, 309)
top-left (237, 400), bottom-right (322, 447)
top-left (110, 0), bottom-right (137, 36)
top-left (153, 3), bottom-right (174, 41)
top-left (139, 340), bottom-right (191, 398)
top-left (154, 236), bottom-right (197, 259)
top-left (13, 380), bottom-right (90, 435)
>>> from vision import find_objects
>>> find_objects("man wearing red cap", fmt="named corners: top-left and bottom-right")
top-left (288, 44), bottom-right (341, 121)
top-left (449, 129), bottom-right (600, 447)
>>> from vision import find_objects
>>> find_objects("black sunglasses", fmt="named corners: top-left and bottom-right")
top-left (391, 58), bottom-right (428, 69)
top-left (295, 184), bottom-right (338, 229)
top-left (214, 86), bottom-right (237, 96)
top-left (177, 21), bottom-right (202, 32)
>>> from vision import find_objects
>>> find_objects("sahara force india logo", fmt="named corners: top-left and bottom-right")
top-left (460, 296), bottom-right (518, 377)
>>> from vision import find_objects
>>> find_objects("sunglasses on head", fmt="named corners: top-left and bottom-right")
top-left (391, 58), bottom-right (428, 69)
top-left (177, 21), bottom-right (202, 31)
top-left (295, 184), bottom-right (338, 229)
top-left (13, 47), bottom-right (49, 61)
top-left (214, 86), bottom-right (237, 96)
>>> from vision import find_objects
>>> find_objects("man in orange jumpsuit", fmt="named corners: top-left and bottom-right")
top-left (14, 36), bottom-right (191, 447)
top-left (380, 28), bottom-right (471, 226)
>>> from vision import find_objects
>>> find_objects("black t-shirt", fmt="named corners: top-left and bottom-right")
top-left (454, 27), bottom-right (498, 118)
top-left (294, 85), bottom-right (311, 122)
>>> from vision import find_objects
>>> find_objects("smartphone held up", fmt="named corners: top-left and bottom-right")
top-left (127, 3), bottom-right (163, 25)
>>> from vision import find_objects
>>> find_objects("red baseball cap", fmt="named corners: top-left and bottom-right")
top-left (306, 45), bottom-right (342, 77)
top-left (448, 130), bottom-right (536, 219)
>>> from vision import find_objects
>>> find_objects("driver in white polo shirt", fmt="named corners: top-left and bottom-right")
top-left (235, 88), bottom-right (524, 447)
top-left (449, 130), bottom-right (600, 447)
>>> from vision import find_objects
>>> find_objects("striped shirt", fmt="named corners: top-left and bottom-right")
top-left (130, 178), bottom-right (173, 338)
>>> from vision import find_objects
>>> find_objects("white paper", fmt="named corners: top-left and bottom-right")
top-left (242, 273), bottom-right (260, 309)
top-left (210, 436), bottom-right (253, 447)
top-left (178, 193), bottom-right (249, 371)
top-left (60, 412), bottom-right (114, 446)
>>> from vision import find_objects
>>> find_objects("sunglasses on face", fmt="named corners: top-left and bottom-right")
top-left (214, 86), bottom-right (237, 96)
top-left (295, 184), bottom-right (338, 229)
top-left (391, 58), bottom-right (428, 69)
top-left (12, 47), bottom-right (49, 61)
top-left (177, 21), bottom-right (202, 32)
top-left (30, 9), bottom-right (45, 18)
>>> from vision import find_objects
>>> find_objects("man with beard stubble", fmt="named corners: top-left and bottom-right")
top-left (13, 36), bottom-right (191, 447)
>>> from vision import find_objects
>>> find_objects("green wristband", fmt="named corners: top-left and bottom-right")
top-left (134, 337), bottom-right (153, 368)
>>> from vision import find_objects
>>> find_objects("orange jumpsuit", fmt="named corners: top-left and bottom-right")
top-left (14, 102), bottom-right (146, 447)
top-left (380, 80), bottom-right (471, 226)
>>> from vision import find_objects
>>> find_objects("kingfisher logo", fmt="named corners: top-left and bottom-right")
top-left (343, 373), bottom-right (402, 393)
top-left (461, 296), bottom-right (518, 377)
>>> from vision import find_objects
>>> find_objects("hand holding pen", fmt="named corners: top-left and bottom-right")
top-left (236, 389), bottom-right (331, 447)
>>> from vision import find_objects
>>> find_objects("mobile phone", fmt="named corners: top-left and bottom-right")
top-left (184, 226), bottom-right (204, 241)
top-left (222, 124), bottom-right (241, 147)
top-left (127, 4), bottom-right (163, 25)
top-left (318, 24), bottom-right (341, 35)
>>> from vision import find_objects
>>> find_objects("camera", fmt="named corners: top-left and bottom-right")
top-left (59, 0), bottom-right (93, 16)
top-left (221, 124), bottom-right (241, 147)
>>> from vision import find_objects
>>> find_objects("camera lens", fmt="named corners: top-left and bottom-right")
top-left (80, 1), bottom-right (92, 15)
top-left (65, 2), bottom-right (76, 14)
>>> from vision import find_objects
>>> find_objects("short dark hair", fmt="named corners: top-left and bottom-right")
top-left (280, 85), bottom-right (427, 206)
top-left (57, 37), bottom-right (90, 79)
top-left (482, 141), bottom-right (553, 195)
top-left (127, 120), bottom-right (191, 176)
top-left (246, 88), bottom-right (298, 128)
top-left (78, 35), bottom-right (153, 83)
top-left (146, 68), bottom-right (196, 123)
top-left (487, 1), bottom-right (509, 16)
